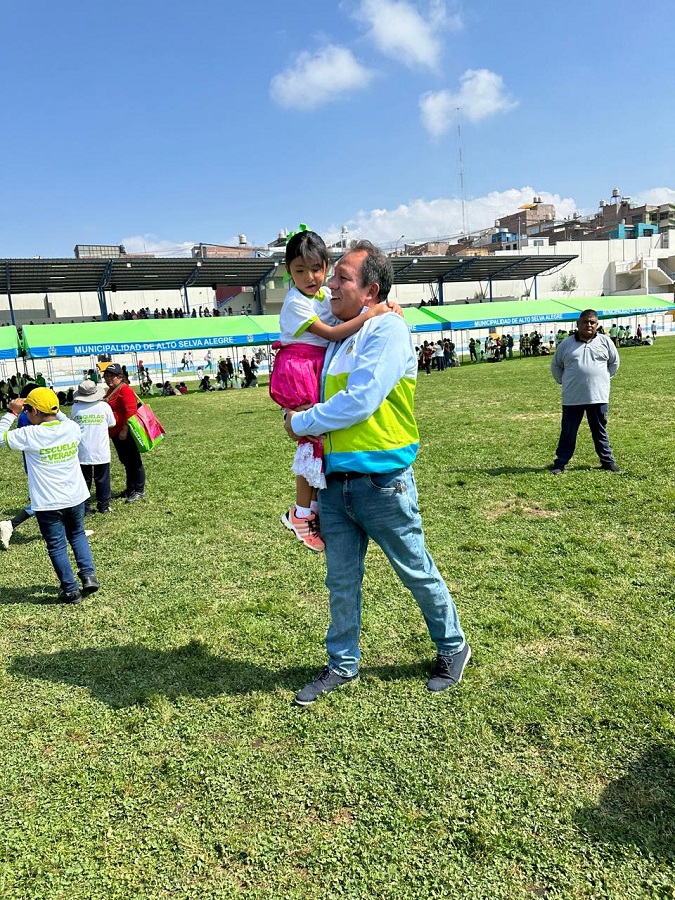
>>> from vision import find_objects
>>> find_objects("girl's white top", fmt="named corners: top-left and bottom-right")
top-left (279, 286), bottom-right (336, 347)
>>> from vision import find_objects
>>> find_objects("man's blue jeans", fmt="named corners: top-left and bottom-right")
top-left (319, 467), bottom-right (466, 677)
top-left (34, 502), bottom-right (95, 594)
top-left (554, 403), bottom-right (615, 468)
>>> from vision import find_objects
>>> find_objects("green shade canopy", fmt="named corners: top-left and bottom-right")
top-left (419, 295), bottom-right (675, 331)
top-left (421, 299), bottom-right (581, 330)
top-left (402, 308), bottom-right (445, 332)
top-left (581, 295), bottom-right (675, 319)
top-left (21, 317), bottom-right (276, 359)
top-left (0, 326), bottom-right (20, 359)
top-left (246, 314), bottom-right (281, 341)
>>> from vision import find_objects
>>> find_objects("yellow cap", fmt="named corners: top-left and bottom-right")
top-left (24, 387), bottom-right (59, 414)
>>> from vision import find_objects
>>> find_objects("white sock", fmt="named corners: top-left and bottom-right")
top-left (295, 505), bottom-right (312, 519)
top-left (310, 501), bottom-right (319, 513)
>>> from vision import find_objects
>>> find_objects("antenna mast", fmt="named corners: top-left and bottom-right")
top-left (457, 108), bottom-right (467, 236)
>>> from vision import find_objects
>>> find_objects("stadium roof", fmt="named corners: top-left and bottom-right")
top-left (1, 253), bottom-right (575, 297)
top-left (1, 257), bottom-right (279, 295)
top-left (390, 254), bottom-right (577, 284)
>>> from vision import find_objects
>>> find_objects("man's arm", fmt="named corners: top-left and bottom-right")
top-left (290, 316), bottom-right (409, 437)
top-left (607, 338), bottom-right (620, 377)
top-left (551, 344), bottom-right (564, 384)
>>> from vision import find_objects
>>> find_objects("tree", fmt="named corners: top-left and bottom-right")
top-left (559, 274), bottom-right (578, 294)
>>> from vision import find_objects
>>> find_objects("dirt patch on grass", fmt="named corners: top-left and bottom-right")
top-left (517, 638), bottom-right (593, 659)
top-left (486, 499), bottom-right (561, 521)
top-left (509, 412), bottom-right (558, 421)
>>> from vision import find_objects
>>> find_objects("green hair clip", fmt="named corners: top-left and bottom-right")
top-left (285, 223), bottom-right (308, 244)
top-left (283, 224), bottom-right (309, 283)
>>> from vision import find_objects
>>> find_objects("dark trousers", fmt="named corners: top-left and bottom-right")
top-left (554, 404), bottom-right (615, 468)
top-left (81, 463), bottom-right (111, 513)
top-left (112, 434), bottom-right (146, 496)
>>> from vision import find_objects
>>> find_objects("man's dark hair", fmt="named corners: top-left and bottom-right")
top-left (350, 240), bottom-right (393, 301)
top-left (285, 230), bottom-right (329, 269)
top-left (578, 308), bottom-right (598, 321)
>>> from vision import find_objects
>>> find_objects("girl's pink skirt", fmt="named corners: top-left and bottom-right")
top-left (269, 342), bottom-right (327, 489)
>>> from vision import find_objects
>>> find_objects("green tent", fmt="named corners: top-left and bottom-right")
top-left (0, 326), bottom-right (20, 359)
top-left (402, 308), bottom-right (446, 332)
top-left (419, 295), bottom-right (674, 331)
top-left (420, 299), bottom-right (581, 330)
top-left (21, 317), bottom-right (275, 359)
top-left (246, 314), bottom-right (281, 341)
top-left (579, 295), bottom-right (675, 319)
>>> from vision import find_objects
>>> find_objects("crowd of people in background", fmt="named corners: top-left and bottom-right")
top-left (1, 303), bottom-right (262, 327)
top-left (105, 303), bottom-right (256, 321)
top-left (416, 340), bottom-right (460, 374)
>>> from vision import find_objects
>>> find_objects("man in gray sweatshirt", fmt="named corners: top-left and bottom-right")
top-left (550, 309), bottom-right (620, 475)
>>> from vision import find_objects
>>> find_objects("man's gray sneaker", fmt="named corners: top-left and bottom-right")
top-left (426, 644), bottom-right (472, 692)
top-left (550, 465), bottom-right (565, 476)
top-left (295, 666), bottom-right (358, 706)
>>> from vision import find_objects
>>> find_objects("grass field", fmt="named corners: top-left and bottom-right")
top-left (1, 340), bottom-right (674, 899)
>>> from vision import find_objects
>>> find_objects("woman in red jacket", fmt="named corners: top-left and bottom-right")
top-left (103, 363), bottom-right (146, 502)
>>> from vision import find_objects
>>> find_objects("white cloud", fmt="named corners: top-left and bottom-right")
top-left (632, 187), bottom-right (675, 206)
top-left (270, 45), bottom-right (375, 110)
top-left (327, 187), bottom-right (577, 246)
top-left (353, 0), bottom-right (459, 70)
top-left (420, 68), bottom-right (517, 136)
top-left (121, 234), bottom-right (194, 257)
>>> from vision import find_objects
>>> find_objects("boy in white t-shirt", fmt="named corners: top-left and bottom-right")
top-left (70, 378), bottom-right (116, 515)
top-left (0, 387), bottom-right (99, 604)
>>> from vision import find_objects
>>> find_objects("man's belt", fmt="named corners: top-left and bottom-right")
top-left (325, 471), bottom-right (368, 482)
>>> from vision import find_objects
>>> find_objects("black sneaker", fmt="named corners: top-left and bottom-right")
top-left (81, 574), bottom-right (99, 596)
top-left (600, 461), bottom-right (621, 472)
top-left (550, 464), bottom-right (565, 475)
top-left (295, 666), bottom-right (358, 706)
top-left (58, 588), bottom-right (82, 605)
top-left (426, 644), bottom-right (472, 692)
top-left (125, 491), bottom-right (145, 503)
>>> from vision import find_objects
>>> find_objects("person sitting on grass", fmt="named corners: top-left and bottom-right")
top-left (140, 370), bottom-right (154, 396)
top-left (0, 387), bottom-right (99, 603)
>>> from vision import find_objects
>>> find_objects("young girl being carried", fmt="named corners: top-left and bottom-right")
top-left (269, 229), bottom-right (394, 553)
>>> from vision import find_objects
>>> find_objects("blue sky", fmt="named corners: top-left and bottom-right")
top-left (2, 0), bottom-right (673, 258)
